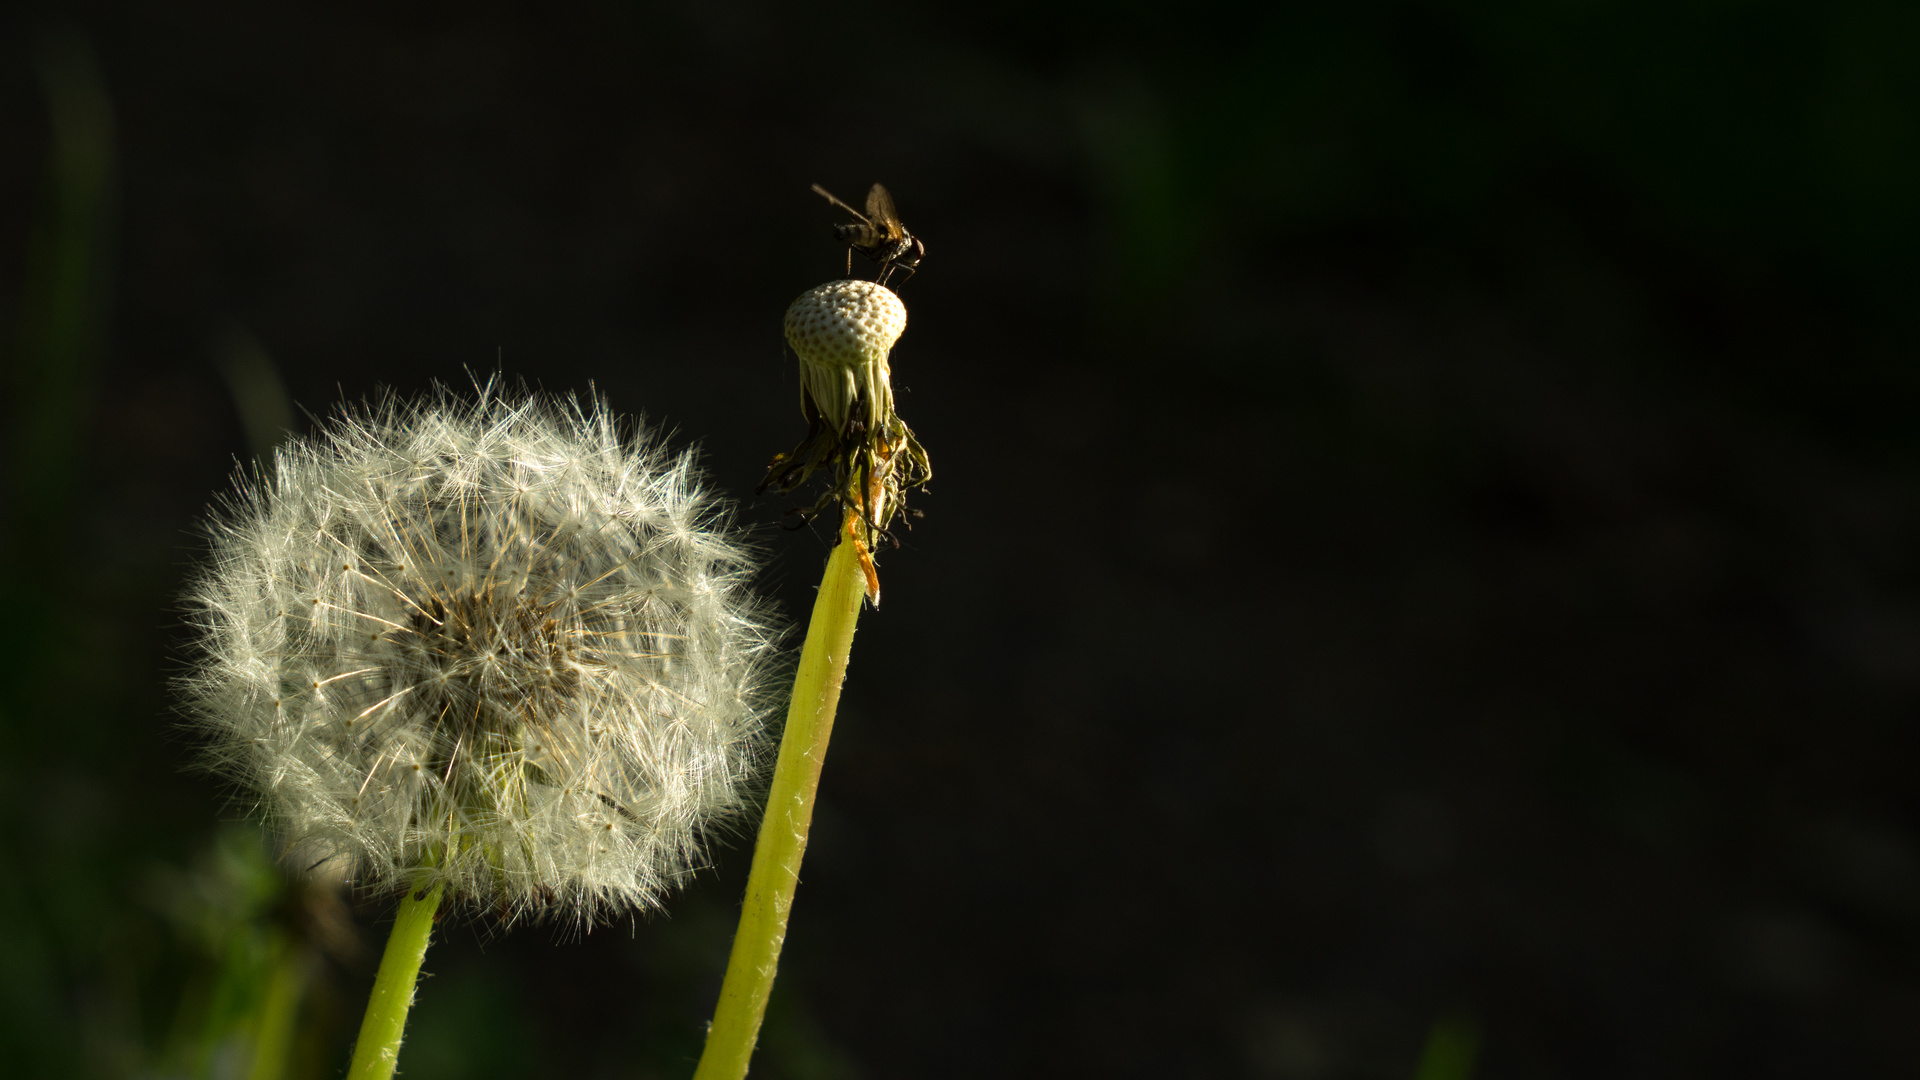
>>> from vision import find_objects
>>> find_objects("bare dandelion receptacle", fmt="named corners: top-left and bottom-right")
top-left (761, 280), bottom-right (932, 603)
top-left (783, 279), bottom-right (906, 436)
top-left (182, 386), bottom-right (782, 923)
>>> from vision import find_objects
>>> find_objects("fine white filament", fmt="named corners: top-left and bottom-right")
top-left (183, 385), bottom-right (780, 923)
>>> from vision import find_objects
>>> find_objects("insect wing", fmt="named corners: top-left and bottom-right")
top-left (865, 183), bottom-right (904, 231)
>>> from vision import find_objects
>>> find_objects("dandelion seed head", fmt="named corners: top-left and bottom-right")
top-left (182, 383), bottom-right (782, 924)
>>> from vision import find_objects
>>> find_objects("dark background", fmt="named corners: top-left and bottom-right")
top-left (4, 1), bottom-right (1920, 1077)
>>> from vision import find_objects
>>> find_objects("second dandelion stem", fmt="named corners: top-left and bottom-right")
top-left (693, 523), bottom-right (867, 1080)
top-left (346, 881), bottom-right (445, 1080)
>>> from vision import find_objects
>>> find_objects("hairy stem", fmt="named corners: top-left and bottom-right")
top-left (346, 882), bottom-right (445, 1080)
top-left (693, 525), bottom-right (866, 1079)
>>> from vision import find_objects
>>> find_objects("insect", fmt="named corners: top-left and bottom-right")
top-left (811, 182), bottom-right (926, 286)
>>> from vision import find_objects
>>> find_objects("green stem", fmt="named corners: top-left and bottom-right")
top-left (346, 882), bottom-right (445, 1080)
top-left (693, 533), bottom-right (866, 1080)
top-left (246, 936), bottom-right (305, 1080)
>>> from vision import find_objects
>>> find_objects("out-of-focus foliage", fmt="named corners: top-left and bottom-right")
top-left (2, 1), bottom-right (1918, 1076)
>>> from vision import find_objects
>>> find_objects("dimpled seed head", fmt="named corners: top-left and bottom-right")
top-left (784, 280), bottom-right (907, 434)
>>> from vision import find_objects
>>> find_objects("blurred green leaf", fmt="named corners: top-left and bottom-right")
top-left (1412, 1013), bottom-right (1480, 1080)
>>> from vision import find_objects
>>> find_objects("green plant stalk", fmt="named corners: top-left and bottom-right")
top-left (346, 882), bottom-right (445, 1080)
top-left (246, 935), bottom-right (304, 1080)
top-left (693, 531), bottom-right (866, 1080)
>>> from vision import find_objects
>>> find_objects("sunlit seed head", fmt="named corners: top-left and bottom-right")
top-left (181, 383), bottom-right (783, 925)
top-left (784, 279), bottom-right (906, 435)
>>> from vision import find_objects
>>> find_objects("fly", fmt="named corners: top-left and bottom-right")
top-left (811, 182), bottom-right (926, 286)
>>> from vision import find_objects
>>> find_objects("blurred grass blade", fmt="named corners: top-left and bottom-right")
top-left (246, 936), bottom-right (307, 1080)
top-left (1412, 1013), bottom-right (1480, 1080)
top-left (12, 27), bottom-right (116, 524)
top-left (0, 26), bottom-right (117, 1076)
top-left (216, 325), bottom-right (297, 462)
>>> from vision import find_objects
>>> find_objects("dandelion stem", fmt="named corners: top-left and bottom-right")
top-left (346, 881), bottom-right (445, 1080)
top-left (693, 523), bottom-right (866, 1080)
